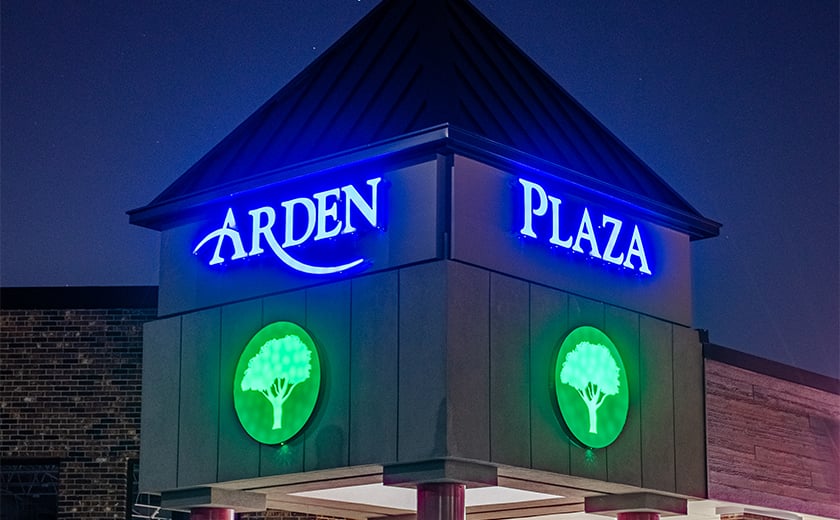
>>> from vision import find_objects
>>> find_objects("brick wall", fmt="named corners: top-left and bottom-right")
top-left (706, 357), bottom-right (840, 518)
top-left (1, 288), bottom-right (156, 519)
top-left (0, 288), bottom-right (343, 520)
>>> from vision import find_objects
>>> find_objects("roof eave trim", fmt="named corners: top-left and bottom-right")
top-left (129, 123), bottom-right (720, 240)
top-left (444, 127), bottom-right (721, 240)
top-left (128, 124), bottom-right (453, 230)
top-left (704, 342), bottom-right (840, 395)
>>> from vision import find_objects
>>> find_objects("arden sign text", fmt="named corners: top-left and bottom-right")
top-left (193, 177), bottom-right (383, 275)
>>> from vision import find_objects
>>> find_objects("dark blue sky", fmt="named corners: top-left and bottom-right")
top-left (2, 1), bottom-right (837, 378)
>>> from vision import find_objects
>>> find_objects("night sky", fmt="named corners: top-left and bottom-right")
top-left (2, 1), bottom-right (837, 379)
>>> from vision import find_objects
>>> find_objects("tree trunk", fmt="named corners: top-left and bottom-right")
top-left (588, 404), bottom-right (598, 434)
top-left (272, 402), bottom-right (283, 430)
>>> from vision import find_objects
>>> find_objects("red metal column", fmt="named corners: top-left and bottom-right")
top-left (585, 492), bottom-right (686, 520)
top-left (618, 513), bottom-right (660, 520)
top-left (190, 507), bottom-right (235, 520)
top-left (417, 483), bottom-right (466, 520)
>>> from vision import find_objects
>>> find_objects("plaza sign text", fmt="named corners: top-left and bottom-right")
top-left (193, 177), bottom-right (383, 275)
top-left (517, 178), bottom-right (652, 275)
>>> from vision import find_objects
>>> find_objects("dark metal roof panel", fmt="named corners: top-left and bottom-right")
top-left (133, 0), bottom-right (719, 239)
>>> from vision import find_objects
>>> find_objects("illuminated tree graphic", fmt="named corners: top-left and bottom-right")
top-left (240, 335), bottom-right (312, 430)
top-left (559, 341), bottom-right (621, 434)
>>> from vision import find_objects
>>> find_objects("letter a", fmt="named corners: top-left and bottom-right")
top-left (193, 208), bottom-right (247, 265)
top-left (572, 208), bottom-right (602, 259)
top-left (623, 225), bottom-right (652, 274)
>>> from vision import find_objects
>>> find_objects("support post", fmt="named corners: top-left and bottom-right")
top-left (618, 513), bottom-right (661, 520)
top-left (417, 483), bottom-right (466, 520)
top-left (585, 492), bottom-right (686, 520)
top-left (189, 507), bottom-right (235, 520)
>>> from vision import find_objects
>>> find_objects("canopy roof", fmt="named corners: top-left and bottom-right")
top-left (130, 0), bottom-right (719, 239)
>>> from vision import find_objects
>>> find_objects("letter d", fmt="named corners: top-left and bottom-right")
top-left (281, 197), bottom-right (316, 248)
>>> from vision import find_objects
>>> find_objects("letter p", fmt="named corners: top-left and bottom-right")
top-left (519, 178), bottom-right (548, 238)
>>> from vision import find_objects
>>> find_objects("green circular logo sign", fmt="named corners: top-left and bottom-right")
top-left (553, 326), bottom-right (629, 449)
top-left (233, 321), bottom-right (321, 445)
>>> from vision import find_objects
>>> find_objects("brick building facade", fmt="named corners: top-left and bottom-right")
top-left (1, 287), bottom-right (156, 519)
top-left (0, 287), bottom-right (345, 520)
top-left (704, 345), bottom-right (840, 518)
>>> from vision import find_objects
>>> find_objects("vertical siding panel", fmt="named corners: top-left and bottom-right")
top-left (673, 325), bottom-right (706, 497)
top-left (177, 309), bottom-right (220, 487)
top-left (639, 315), bottom-right (676, 492)
top-left (398, 262), bottom-right (448, 461)
top-left (447, 262), bottom-right (490, 460)
top-left (259, 291), bottom-right (307, 476)
top-left (218, 300), bottom-right (262, 482)
top-left (139, 316), bottom-right (181, 492)
top-left (530, 284), bottom-right (570, 474)
top-left (604, 306), bottom-right (641, 486)
top-left (305, 281), bottom-right (351, 471)
top-left (350, 272), bottom-right (399, 465)
top-left (567, 294), bottom-right (607, 481)
top-left (490, 273), bottom-right (530, 466)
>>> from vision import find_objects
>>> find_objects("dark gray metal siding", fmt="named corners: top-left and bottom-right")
top-left (139, 261), bottom-right (707, 498)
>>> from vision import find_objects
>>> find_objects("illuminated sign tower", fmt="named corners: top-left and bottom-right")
top-left (130, 1), bottom-right (719, 519)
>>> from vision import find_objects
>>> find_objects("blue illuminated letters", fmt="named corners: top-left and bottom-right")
top-left (517, 178), bottom-right (652, 274)
top-left (194, 177), bottom-right (383, 275)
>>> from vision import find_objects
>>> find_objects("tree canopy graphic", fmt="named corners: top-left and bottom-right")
top-left (559, 341), bottom-right (620, 434)
top-left (240, 334), bottom-right (312, 430)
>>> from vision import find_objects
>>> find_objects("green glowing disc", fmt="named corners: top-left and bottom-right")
top-left (554, 326), bottom-right (629, 449)
top-left (233, 321), bottom-right (321, 445)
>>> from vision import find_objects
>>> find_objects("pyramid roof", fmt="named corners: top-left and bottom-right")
top-left (130, 0), bottom-right (719, 239)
